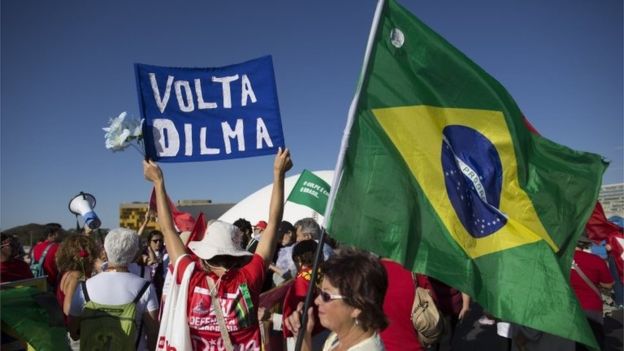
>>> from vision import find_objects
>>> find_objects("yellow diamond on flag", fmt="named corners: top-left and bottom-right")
top-left (373, 105), bottom-right (558, 258)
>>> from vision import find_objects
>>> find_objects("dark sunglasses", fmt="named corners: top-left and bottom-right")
top-left (318, 290), bottom-right (345, 303)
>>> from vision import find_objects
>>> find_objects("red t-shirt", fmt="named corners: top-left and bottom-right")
top-left (0, 258), bottom-right (34, 283)
top-left (570, 250), bottom-right (613, 311)
top-left (281, 268), bottom-right (323, 338)
top-left (380, 260), bottom-right (426, 351)
top-left (32, 240), bottom-right (59, 288)
top-left (176, 254), bottom-right (265, 350)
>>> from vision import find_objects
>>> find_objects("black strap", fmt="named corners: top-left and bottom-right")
top-left (135, 318), bottom-right (145, 350)
top-left (140, 264), bottom-right (145, 279)
top-left (81, 281), bottom-right (91, 302)
top-left (133, 281), bottom-right (151, 303)
top-left (135, 311), bottom-right (146, 350)
top-left (133, 281), bottom-right (151, 349)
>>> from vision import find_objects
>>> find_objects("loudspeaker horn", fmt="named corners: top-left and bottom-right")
top-left (68, 192), bottom-right (101, 229)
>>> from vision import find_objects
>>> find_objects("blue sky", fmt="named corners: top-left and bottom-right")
top-left (1, 0), bottom-right (622, 230)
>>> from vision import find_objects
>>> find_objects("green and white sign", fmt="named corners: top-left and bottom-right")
top-left (287, 170), bottom-right (330, 215)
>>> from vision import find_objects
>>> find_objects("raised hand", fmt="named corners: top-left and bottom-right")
top-left (143, 160), bottom-right (164, 184)
top-left (274, 147), bottom-right (293, 175)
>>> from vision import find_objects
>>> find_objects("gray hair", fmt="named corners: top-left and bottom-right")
top-left (104, 228), bottom-right (140, 267)
top-left (294, 218), bottom-right (321, 240)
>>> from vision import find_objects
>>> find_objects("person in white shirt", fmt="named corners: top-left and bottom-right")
top-left (68, 228), bottom-right (160, 351)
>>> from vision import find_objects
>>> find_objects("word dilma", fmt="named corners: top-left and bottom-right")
top-left (152, 117), bottom-right (274, 157)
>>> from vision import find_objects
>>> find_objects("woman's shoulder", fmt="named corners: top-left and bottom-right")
top-left (353, 333), bottom-right (384, 351)
top-left (322, 332), bottom-right (385, 351)
top-left (322, 332), bottom-right (339, 351)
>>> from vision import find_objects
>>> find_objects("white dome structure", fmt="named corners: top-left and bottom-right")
top-left (218, 170), bottom-right (334, 225)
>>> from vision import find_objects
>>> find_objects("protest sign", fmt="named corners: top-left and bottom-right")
top-left (135, 56), bottom-right (285, 162)
top-left (287, 170), bottom-right (331, 215)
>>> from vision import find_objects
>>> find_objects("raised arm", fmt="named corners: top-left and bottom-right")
top-left (255, 148), bottom-right (292, 265)
top-left (143, 160), bottom-right (186, 265)
top-left (136, 209), bottom-right (152, 237)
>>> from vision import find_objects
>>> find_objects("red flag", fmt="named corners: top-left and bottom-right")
top-left (608, 234), bottom-right (624, 280)
top-left (585, 201), bottom-right (623, 241)
top-left (148, 187), bottom-right (196, 232)
top-left (185, 213), bottom-right (206, 246)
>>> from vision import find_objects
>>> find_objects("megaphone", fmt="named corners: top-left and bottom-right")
top-left (68, 192), bottom-right (101, 230)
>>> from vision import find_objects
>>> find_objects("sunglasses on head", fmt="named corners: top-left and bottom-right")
top-left (318, 290), bottom-right (345, 303)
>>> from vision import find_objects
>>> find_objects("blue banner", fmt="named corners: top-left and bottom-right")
top-left (135, 56), bottom-right (285, 162)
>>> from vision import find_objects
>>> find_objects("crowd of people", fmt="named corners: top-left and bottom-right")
top-left (0, 148), bottom-right (621, 351)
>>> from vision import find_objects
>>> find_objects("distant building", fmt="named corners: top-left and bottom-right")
top-left (119, 200), bottom-right (235, 232)
top-left (598, 183), bottom-right (624, 218)
top-left (119, 202), bottom-right (156, 232)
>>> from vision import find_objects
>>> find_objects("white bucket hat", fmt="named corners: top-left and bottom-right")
top-left (187, 220), bottom-right (252, 260)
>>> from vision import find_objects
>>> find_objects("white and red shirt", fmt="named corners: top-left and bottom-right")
top-left (176, 254), bottom-right (265, 350)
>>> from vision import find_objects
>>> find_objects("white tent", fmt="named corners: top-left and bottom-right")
top-left (218, 170), bottom-right (334, 225)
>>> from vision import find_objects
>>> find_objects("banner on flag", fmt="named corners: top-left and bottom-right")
top-left (287, 170), bottom-right (331, 215)
top-left (325, 0), bottom-right (607, 347)
top-left (135, 56), bottom-right (285, 162)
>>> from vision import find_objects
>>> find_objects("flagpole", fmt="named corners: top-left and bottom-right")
top-left (294, 2), bottom-right (386, 351)
top-left (294, 228), bottom-right (327, 351)
top-left (322, 0), bottom-right (387, 228)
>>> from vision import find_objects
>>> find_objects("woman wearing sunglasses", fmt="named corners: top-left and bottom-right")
top-left (287, 246), bottom-right (388, 351)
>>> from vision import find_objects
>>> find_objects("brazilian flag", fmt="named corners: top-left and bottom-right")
top-left (325, 0), bottom-right (607, 348)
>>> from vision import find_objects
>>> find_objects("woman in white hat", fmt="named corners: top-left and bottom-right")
top-left (143, 148), bottom-right (292, 351)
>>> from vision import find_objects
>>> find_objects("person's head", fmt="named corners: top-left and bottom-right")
top-left (253, 220), bottom-right (267, 236)
top-left (147, 230), bottom-right (164, 252)
top-left (294, 218), bottom-right (321, 242)
top-left (577, 235), bottom-right (592, 250)
top-left (56, 234), bottom-right (98, 277)
top-left (278, 221), bottom-right (295, 247)
top-left (44, 223), bottom-right (62, 241)
top-left (292, 239), bottom-right (317, 271)
top-left (187, 220), bottom-right (253, 271)
top-left (233, 218), bottom-right (253, 248)
top-left (104, 228), bottom-right (140, 268)
top-left (315, 247), bottom-right (388, 333)
top-left (0, 233), bottom-right (18, 262)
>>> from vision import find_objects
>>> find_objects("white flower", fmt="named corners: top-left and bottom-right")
top-left (103, 111), bottom-right (144, 154)
top-left (105, 128), bottom-right (131, 151)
